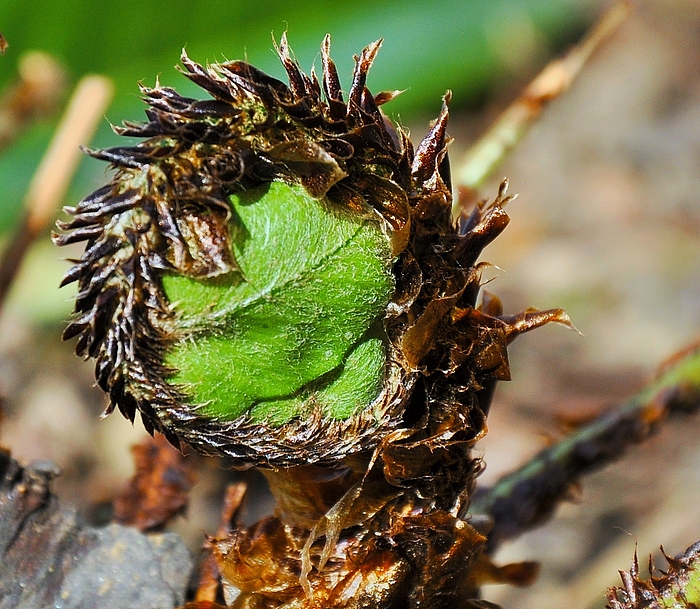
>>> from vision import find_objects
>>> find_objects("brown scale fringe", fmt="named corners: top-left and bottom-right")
top-left (606, 542), bottom-right (700, 609)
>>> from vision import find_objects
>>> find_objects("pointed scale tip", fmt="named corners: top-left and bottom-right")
top-left (374, 89), bottom-right (404, 107)
top-left (274, 31), bottom-right (305, 100)
top-left (321, 33), bottom-right (343, 106)
top-left (411, 91), bottom-right (451, 186)
top-left (347, 39), bottom-right (383, 113)
top-left (494, 178), bottom-right (519, 207)
top-left (501, 308), bottom-right (580, 345)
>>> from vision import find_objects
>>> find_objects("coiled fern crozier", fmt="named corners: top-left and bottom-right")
top-left (56, 34), bottom-right (571, 608)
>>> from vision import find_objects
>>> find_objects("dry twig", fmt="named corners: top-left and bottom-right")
top-left (455, 0), bottom-right (631, 201)
top-left (470, 339), bottom-right (700, 551)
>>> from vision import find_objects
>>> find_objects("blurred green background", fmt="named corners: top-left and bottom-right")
top-left (0, 0), bottom-right (600, 320)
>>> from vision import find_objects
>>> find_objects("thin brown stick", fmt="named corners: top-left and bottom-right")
top-left (455, 1), bottom-right (631, 202)
top-left (0, 74), bottom-right (113, 311)
top-left (469, 339), bottom-right (700, 551)
top-left (195, 482), bottom-right (248, 603)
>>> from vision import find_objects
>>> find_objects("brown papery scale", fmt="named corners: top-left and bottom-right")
top-left (55, 34), bottom-right (571, 608)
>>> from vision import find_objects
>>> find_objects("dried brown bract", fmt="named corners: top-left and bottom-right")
top-left (607, 542), bottom-right (700, 609)
top-left (113, 434), bottom-right (196, 532)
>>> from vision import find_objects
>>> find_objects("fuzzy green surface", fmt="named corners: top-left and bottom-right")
top-left (162, 182), bottom-right (394, 425)
top-left (660, 562), bottom-right (700, 607)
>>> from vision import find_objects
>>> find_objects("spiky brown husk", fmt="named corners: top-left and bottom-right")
top-left (55, 34), bottom-right (573, 609)
top-left (607, 543), bottom-right (700, 609)
top-left (55, 35), bottom-right (567, 472)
